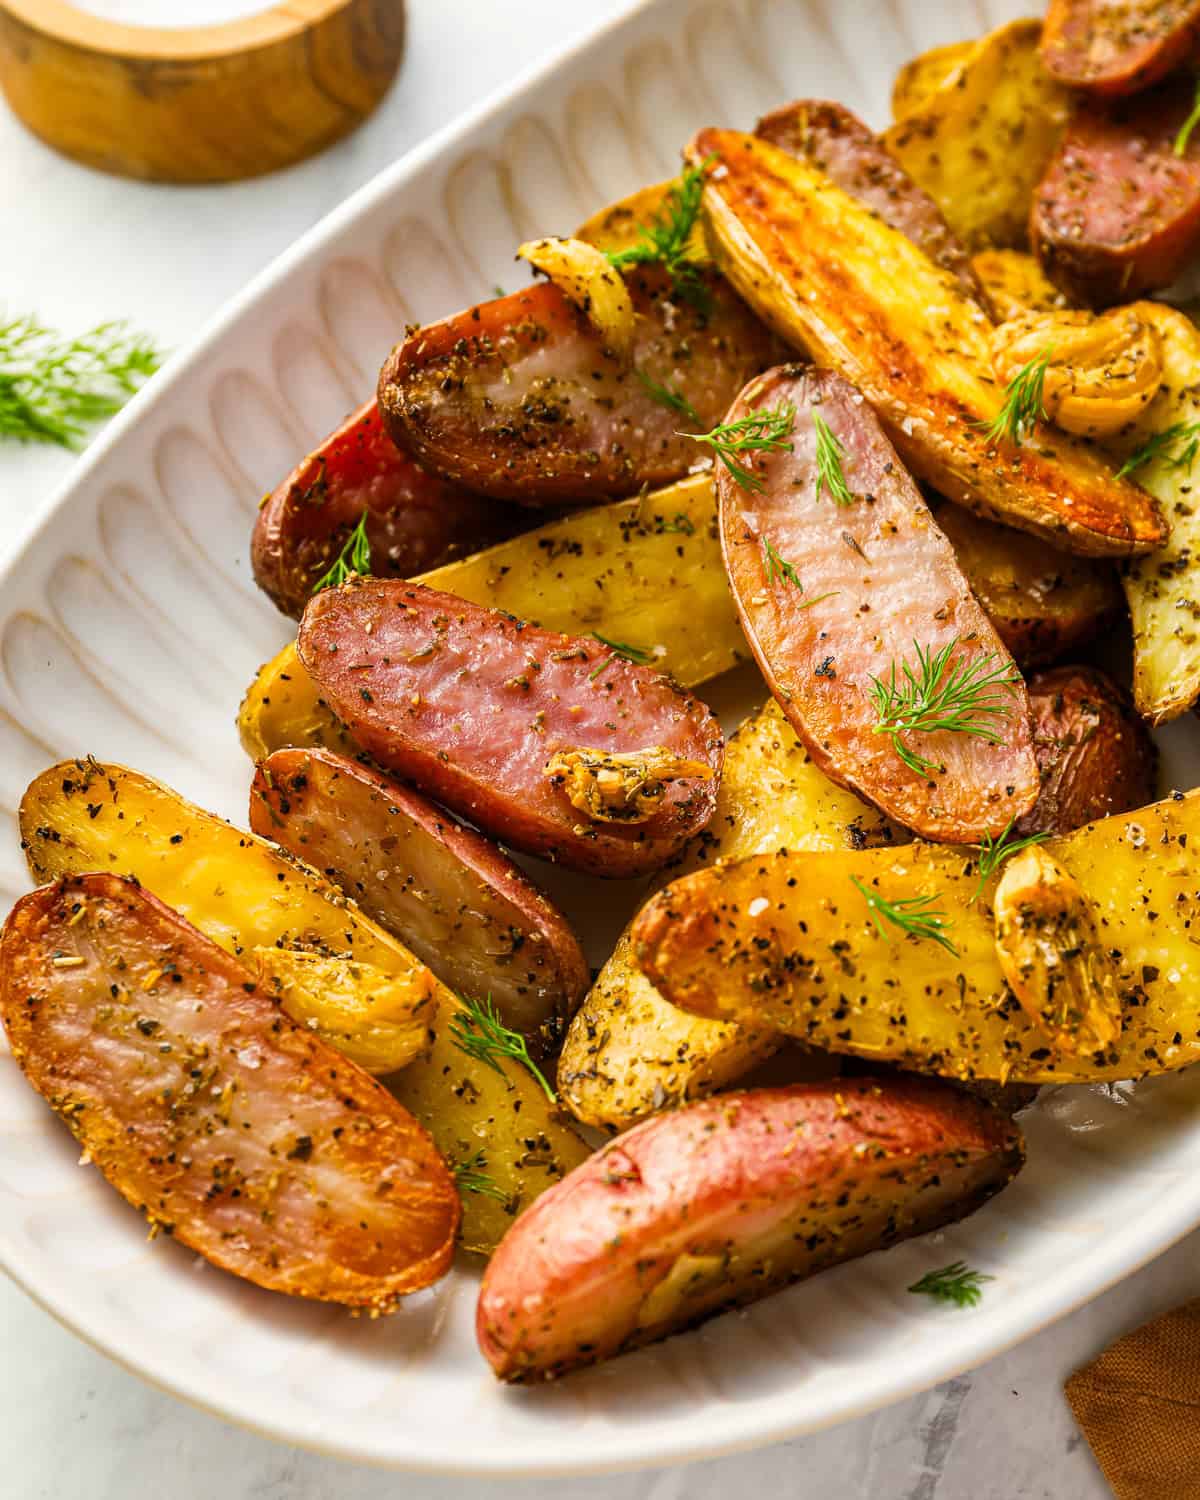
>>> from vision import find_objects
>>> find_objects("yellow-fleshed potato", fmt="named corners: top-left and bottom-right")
top-left (18, 760), bottom-right (589, 1253)
top-left (689, 128), bottom-right (1165, 557)
top-left (574, 179), bottom-right (712, 262)
top-left (970, 249), bottom-right (1073, 322)
top-left (1103, 304), bottom-right (1200, 724)
top-left (557, 700), bottom-right (902, 1132)
top-left (238, 642), bottom-right (348, 762)
top-left (632, 791), bottom-right (1200, 1086)
top-left (890, 39), bottom-right (978, 121)
top-left (882, 20), bottom-right (1072, 251)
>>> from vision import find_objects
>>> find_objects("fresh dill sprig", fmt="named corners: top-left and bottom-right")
top-left (1176, 80), bottom-right (1200, 157)
top-left (452, 1149), bottom-right (509, 1203)
top-left (635, 368), bottom-right (703, 429)
top-left (684, 403), bottom-right (796, 493)
top-left (762, 537), bottom-right (838, 609)
top-left (970, 819), bottom-right (1050, 903)
top-left (311, 512), bottom-right (372, 594)
top-left (606, 157), bottom-right (715, 310)
top-left (589, 633), bottom-right (655, 681)
top-left (982, 346), bottom-right (1055, 447)
top-left (449, 993), bottom-right (556, 1101)
top-left (813, 411), bottom-right (855, 506)
top-left (908, 1261), bottom-right (993, 1308)
top-left (1117, 419), bottom-right (1200, 478)
top-left (850, 875), bottom-right (959, 956)
top-left (869, 638), bottom-right (1022, 779)
top-left (0, 314), bottom-right (162, 449)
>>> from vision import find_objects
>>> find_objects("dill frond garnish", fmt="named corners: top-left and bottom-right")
top-left (869, 638), bottom-right (1022, 778)
top-left (982, 346), bottom-right (1055, 447)
top-left (449, 993), bottom-right (556, 1101)
top-left (761, 537), bottom-right (838, 609)
top-left (634, 368), bottom-right (702, 429)
top-left (850, 875), bottom-right (959, 956)
top-left (588, 633), bottom-right (655, 680)
top-left (452, 1149), bottom-right (509, 1203)
top-left (1117, 419), bottom-right (1200, 478)
top-left (684, 403), bottom-right (796, 493)
top-left (0, 314), bottom-right (162, 449)
top-left (970, 819), bottom-right (1051, 903)
top-left (311, 512), bottom-right (372, 595)
top-left (908, 1261), bottom-right (993, 1308)
top-left (1176, 81), bottom-right (1200, 157)
top-left (606, 156), bottom-right (715, 311)
top-left (813, 411), bottom-right (855, 506)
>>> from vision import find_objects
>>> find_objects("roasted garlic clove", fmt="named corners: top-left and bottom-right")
top-left (516, 236), bottom-right (636, 359)
top-left (545, 746), bottom-right (715, 824)
top-left (989, 308), bottom-right (1163, 438)
top-left (992, 845), bottom-right (1121, 1056)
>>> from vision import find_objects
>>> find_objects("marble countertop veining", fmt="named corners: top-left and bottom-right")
top-left (0, 2), bottom-right (1193, 1494)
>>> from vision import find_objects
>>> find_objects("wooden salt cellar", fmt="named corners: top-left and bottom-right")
top-left (0, 0), bottom-right (405, 182)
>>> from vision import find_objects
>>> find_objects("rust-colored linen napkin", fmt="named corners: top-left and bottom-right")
top-left (1066, 1299), bottom-right (1200, 1498)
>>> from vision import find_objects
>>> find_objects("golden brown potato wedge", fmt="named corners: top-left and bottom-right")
top-left (238, 640), bottom-right (348, 762)
top-left (932, 502), bottom-right (1120, 668)
top-left (557, 698), bottom-right (901, 1133)
top-left (890, 39), bottom-right (977, 121)
top-left (689, 128), bottom-right (1165, 557)
top-left (882, 20), bottom-right (1072, 252)
top-left (969, 249), bottom-right (1073, 323)
top-left (1, 874), bottom-right (459, 1308)
top-left (632, 790), bottom-right (1200, 1085)
top-left (18, 760), bottom-right (588, 1252)
top-left (575, 180), bottom-right (712, 262)
top-left (250, 749), bottom-right (588, 1044)
top-left (717, 364), bottom-right (1039, 843)
top-left (477, 1078), bottom-right (1024, 1381)
top-left (1104, 305), bottom-right (1200, 723)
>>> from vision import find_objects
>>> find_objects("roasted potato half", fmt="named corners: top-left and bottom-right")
top-left (0, 874), bottom-right (459, 1308)
top-left (18, 759), bottom-right (588, 1252)
top-left (477, 1078), bottom-right (1024, 1381)
top-left (251, 749), bottom-right (588, 1043)
top-left (969, 249), bottom-right (1073, 323)
top-left (932, 502), bottom-right (1119, 668)
top-left (557, 698), bottom-right (901, 1133)
top-left (689, 128), bottom-right (1165, 557)
top-left (633, 791), bottom-right (1200, 1086)
top-left (890, 39), bottom-right (977, 122)
top-left (882, 19), bottom-right (1072, 252)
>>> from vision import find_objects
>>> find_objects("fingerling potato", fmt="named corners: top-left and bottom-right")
top-left (690, 128), bottom-right (1165, 557)
top-left (890, 40), bottom-right (978, 121)
top-left (717, 364), bottom-right (1038, 842)
top-left (969, 249), bottom-right (1073, 323)
top-left (298, 579), bottom-right (724, 878)
top-left (477, 1078), bottom-right (1024, 1381)
top-left (1041, 0), bottom-right (1200, 96)
top-left (251, 749), bottom-right (588, 1043)
top-left (251, 399), bottom-right (519, 619)
top-left (1, 874), bottom-right (459, 1307)
top-left (238, 639), bottom-right (348, 762)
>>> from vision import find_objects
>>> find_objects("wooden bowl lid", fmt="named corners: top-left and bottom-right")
top-left (0, 0), bottom-right (406, 182)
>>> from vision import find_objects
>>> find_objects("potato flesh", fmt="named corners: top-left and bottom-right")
top-left (557, 699), bottom-right (901, 1131)
top-left (18, 760), bottom-right (588, 1252)
top-left (633, 791), bottom-right (1200, 1085)
top-left (969, 249), bottom-right (1072, 323)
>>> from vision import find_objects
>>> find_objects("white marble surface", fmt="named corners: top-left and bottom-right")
top-left (0, 2), bottom-right (1194, 1494)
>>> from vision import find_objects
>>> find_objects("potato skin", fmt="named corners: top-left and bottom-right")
top-left (251, 749), bottom-right (588, 1044)
top-left (932, 501), bottom-right (1119, 668)
top-left (756, 99), bottom-right (985, 307)
top-left (691, 128), bottom-right (1165, 557)
top-left (250, 399), bottom-right (518, 619)
top-left (378, 272), bottom-right (777, 504)
top-left (718, 364), bottom-right (1038, 843)
top-left (1042, 0), bottom-right (1200, 95)
top-left (477, 1078), bottom-right (1024, 1381)
top-left (1019, 665), bottom-right (1157, 836)
top-left (1, 875), bottom-right (459, 1308)
top-left (298, 578), bottom-right (724, 878)
top-left (1033, 84), bottom-right (1200, 307)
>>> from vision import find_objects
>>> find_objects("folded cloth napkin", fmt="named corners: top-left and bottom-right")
top-left (1065, 1299), bottom-right (1200, 1499)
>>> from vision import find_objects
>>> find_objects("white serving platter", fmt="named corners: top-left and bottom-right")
top-left (3, 0), bottom-right (1200, 1476)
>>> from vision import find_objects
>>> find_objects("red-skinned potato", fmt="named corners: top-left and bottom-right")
top-left (0, 874), bottom-right (459, 1309)
top-left (1033, 83), bottom-right (1200, 306)
top-left (250, 748), bottom-right (588, 1044)
top-left (251, 399), bottom-right (518, 618)
top-left (755, 99), bottom-right (987, 309)
top-left (477, 1078), bottom-right (1024, 1381)
top-left (717, 364), bottom-right (1038, 842)
top-left (298, 578), bottom-right (724, 878)
top-left (1041, 0), bottom-right (1200, 95)
top-left (1018, 665), bottom-right (1157, 836)
top-left (377, 271), bottom-right (778, 504)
